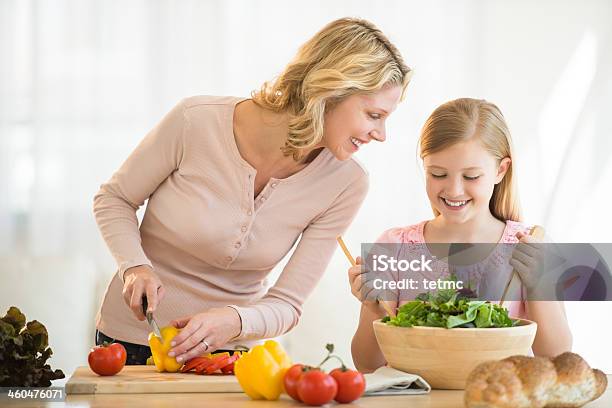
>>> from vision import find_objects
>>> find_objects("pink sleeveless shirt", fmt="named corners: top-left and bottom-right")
top-left (376, 220), bottom-right (532, 319)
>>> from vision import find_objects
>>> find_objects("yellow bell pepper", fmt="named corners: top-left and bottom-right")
top-left (234, 340), bottom-right (292, 400)
top-left (148, 326), bottom-right (182, 373)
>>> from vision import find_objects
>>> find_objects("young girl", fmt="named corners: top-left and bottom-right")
top-left (349, 98), bottom-right (572, 372)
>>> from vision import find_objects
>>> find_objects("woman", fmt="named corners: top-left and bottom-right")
top-left (94, 17), bottom-right (411, 365)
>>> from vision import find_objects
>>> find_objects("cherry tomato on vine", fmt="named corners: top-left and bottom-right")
top-left (297, 369), bottom-right (338, 406)
top-left (330, 367), bottom-right (366, 403)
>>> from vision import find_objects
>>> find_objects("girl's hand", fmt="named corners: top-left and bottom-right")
top-left (510, 232), bottom-right (545, 296)
top-left (348, 256), bottom-right (397, 314)
top-left (348, 256), bottom-right (373, 302)
top-left (122, 265), bottom-right (165, 321)
top-left (168, 306), bottom-right (241, 364)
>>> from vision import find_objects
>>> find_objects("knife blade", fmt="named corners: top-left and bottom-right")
top-left (141, 295), bottom-right (163, 340)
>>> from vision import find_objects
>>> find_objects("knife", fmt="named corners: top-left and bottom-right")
top-left (141, 295), bottom-right (163, 340)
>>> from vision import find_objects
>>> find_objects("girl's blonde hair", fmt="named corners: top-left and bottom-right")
top-left (419, 98), bottom-right (522, 222)
top-left (253, 17), bottom-right (412, 161)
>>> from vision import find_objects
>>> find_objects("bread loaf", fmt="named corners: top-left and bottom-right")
top-left (465, 352), bottom-right (607, 408)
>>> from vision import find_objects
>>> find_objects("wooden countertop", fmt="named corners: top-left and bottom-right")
top-left (3, 375), bottom-right (611, 408)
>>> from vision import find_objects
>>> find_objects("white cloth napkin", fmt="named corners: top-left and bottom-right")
top-left (364, 366), bottom-right (431, 396)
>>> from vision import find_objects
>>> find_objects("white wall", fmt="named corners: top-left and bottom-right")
top-left (1, 0), bottom-right (611, 378)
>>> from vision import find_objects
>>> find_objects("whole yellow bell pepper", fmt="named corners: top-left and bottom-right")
top-left (234, 340), bottom-right (292, 400)
top-left (148, 326), bottom-right (182, 373)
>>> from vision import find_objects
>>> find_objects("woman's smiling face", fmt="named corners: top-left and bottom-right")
top-left (423, 138), bottom-right (511, 224)
top-left (321, 85), bottom-right (402, 161)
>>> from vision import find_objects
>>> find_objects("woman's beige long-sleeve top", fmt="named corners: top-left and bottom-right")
top-left (93, 96), bottom-right (369, 346)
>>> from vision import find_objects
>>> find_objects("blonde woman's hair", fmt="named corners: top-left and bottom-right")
top-left (252, 17), bottom-right (412, 161)
top-left (419, 98), bottom-right (522, 222)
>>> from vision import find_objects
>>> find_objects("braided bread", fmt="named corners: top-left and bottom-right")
top-left (465, 352), bottom-right (607, 408)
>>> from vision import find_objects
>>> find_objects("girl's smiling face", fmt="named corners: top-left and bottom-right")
top-left (423, 138), bottom-right (511, 224)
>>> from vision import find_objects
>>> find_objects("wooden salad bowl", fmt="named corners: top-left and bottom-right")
top-left (373, 318), bottom-right (537, 390)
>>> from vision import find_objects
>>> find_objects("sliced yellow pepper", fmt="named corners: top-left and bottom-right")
top-left (234, 340), bottom-right (291, 401)
top-left (148, 326), bottom-right (182, 373)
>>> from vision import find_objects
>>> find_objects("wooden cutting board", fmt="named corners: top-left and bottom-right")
top-left (66, 366), bottom-right (242, 394)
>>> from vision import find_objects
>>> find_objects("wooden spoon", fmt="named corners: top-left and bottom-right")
top-left (499, 225), bottom-right (545, 306)
top-left (337, 236), bottom-right (397, 318)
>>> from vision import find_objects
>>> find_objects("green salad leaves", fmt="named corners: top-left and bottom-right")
top-left (0, 306), bottom-right (65, 386)
top-left (383, 285), bottom-right (517, 329)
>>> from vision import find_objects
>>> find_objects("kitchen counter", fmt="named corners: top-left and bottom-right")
top-left (3, 375), bottom-right (611, 408)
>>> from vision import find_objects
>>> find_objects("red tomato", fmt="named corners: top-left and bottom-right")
top-left (88, 343), bottom-right (127, 376)
top-left (297, 369), bottom-right (338, 406)
top-left (330, 367), bottom-right (366, 403)
top-left (283, 364), bottom-right (305, 401)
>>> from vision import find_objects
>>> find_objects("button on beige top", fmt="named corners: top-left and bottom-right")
top-left (93, 95), bottom-right (369, 346)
